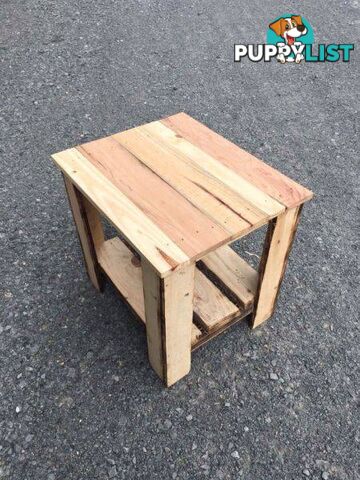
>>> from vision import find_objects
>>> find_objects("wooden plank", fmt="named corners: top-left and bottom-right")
top-left (52, 148), bottom-right (189, 278)
top-left (201, 244), bottom-right (258, 309)
top-left (97, 237), bottom-right (202, 346)
top-left (252, 206), bottom-right (302, 328)
top-left (98, 237), bottom-right (145, 320)
top-left (63, 175), bottom-right (103, 291)
top-left (113, 129), bottom-right (266, 234)
top-left (142, 121), bottom-right (285, 217)
top-left (162, 113), bottom-right (313, 209)
top-left (78, 138), bottom-right (228, 259)
top-left (142, 259), bottom-right (195, 386)
top-left (193, 269), bottom-right (239, 332)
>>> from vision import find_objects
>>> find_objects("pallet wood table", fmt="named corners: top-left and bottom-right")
top-left (51, 112), bottom-right (313, 386)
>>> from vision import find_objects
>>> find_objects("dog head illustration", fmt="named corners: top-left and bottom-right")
top-left (269, 15), bottom-right (307, 45)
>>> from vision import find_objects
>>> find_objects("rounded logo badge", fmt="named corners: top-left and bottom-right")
top-left (267, 14), bottom-right (314, 46)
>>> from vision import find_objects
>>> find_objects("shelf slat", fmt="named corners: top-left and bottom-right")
top-left (97, 238), bottom-right (205, 346)
top-left (97, 237), bottom-right (144, 320)
top-left (194, 269), bottom-right (239, 332)
top-left (201, 244), bottom-right (258, 309)
top-left (97, 237), bottom-right (253, 348)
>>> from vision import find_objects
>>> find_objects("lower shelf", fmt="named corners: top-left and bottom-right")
top-left (97, 237), bottom-right (257, 349)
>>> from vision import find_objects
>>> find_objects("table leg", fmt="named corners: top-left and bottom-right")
top-left (251, 206), bottom-right (303, 328)
top-left (63, 174), bottom-right (105, 291)
top-left (142, 260), bottom-right (195, 386)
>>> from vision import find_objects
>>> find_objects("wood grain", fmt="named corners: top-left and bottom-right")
top-left (191, 324), bottom-right (203, 345)
top-left (82, 194), bottom-right (104, 251)
top-left (98, 237), bottom-right (252, 347)
top-left (192, 308), bottom-right (252, 351)
top-left (142, 259), bottom-right (195, 386)
top-left (252, 206), bottom-right (301, 328)
top-left (79, 138), bottom-right (228, 259)
top-left (52, 112), bottom-right (314, 386)
top-left (142, 121), bottom-right (285, 217)
top-left (162, 113), bottom-right (313, 209)
top-left (113, 128), bottom-right (267, 235)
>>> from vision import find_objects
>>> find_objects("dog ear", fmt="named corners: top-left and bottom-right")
top-left (269, 18), bottom-right (284, 37)
top-left (291, 15), bottom-right (303, 26)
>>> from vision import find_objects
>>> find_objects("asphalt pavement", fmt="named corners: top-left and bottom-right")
top-left (1, 1), bottom-right (359, 479)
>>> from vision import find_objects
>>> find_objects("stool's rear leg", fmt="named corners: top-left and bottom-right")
top-left (63, 174), bottom-right (104, 291)
top-left (251, 206), bottom-right (303, 328)
top-left (142, 260), bottom-right (195, 386)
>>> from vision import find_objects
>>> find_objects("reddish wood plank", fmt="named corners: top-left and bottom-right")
top-left (114, 127), bottom-right (264, 237)
top-left (193, 269), bottom-right (239, 332)
top-left (140, 122), bottom-right (284, 218)
top-left (162, 113), bottom-right (313, 209)
top-left (78, 137), bottom-right (229, 260)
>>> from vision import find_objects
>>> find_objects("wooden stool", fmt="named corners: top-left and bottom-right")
top-left (52, 113), bottom-right (313, 386)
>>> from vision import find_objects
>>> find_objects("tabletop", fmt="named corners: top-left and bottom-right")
top-left (52, 112), bottom-right (313, 277)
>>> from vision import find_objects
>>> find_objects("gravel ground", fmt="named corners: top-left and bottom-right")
top-left (1, 1), bottom-right (359, 479)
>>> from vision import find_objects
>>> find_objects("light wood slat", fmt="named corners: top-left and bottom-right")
top-left (202, 244), bottom-right (258, 309)
top-left (52, 148), bottom-right (189, 278)
top-left (194, 269), bottom-right (239, 332)
top-left (162, 113), bottom-right (313, 209)
top-left (98, 237), bottom-right (145, 320)
top-left (142, 121), bottom-right (285, 218)
top-left (113, 129), bottom-right (265, 232)
top-left (252, 206), bottom-right (301, 327)
top-left (79, 138), bottom-right (228, 260)
top-left (63, 176), bottom-right (103, 291)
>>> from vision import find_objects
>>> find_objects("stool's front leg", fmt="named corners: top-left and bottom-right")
top-left (142, 260), bottom-right (195, 387)
top-left (63, 175), bottom-right (105, 291)
top-left (252, 206), bottom-right (303, 328)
